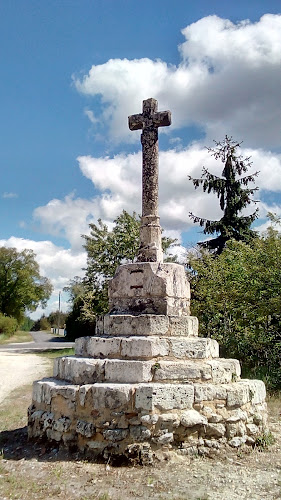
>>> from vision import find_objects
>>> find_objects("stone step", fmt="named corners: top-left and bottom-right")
top-left (53, 357), bottom-right (240, 385)
top-left (75, 336), bottom-right (219, 360)
top-left (96, 314), bottom-right (198, 337)
top-left (29, 376), bottom-right (267, 454)
top-left (31, 377), bottom-right (266, 415)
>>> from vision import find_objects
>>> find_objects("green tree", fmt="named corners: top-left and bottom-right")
top-left (189, 136), bottom-right (259, 254)
top-left (20, 315), bottom-right (35, 332)
top-left (0, 247), bottom-right (53, 323)
top-left (187, 225), bottom-right (281, 389)
top-left (47, 310), bottom-right (68, 328)
top-left (63, 277), bottom-right (96, 340)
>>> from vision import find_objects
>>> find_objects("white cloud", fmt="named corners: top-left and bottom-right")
top-left (73, 14), bottom-right (281, 149)
top-left (84, 108), bottom-right (99, 125)
top-left (33, 194), bottom-right (98, 251)
top-left (2, 192), bottom-right (18, 199)
top-left (243, 148), bottom-right (281, 192)
top-left (34, 142), bottom-right (278, 249)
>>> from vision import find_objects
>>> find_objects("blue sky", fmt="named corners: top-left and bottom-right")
top-left (1, 0), bottom-right (281, 317)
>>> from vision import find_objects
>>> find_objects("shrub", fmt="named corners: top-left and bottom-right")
top-left (0, 313), bottom-right (18, 337)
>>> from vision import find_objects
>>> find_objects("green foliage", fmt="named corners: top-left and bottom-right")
top-left (189, 136), bottom-right (259, 254)
top-left (0, 313), bottom-right (18, 337)
top-left (19, 315), bottom-right (34, 331)
top-left (0, 247), bottom-right (53, 323)
top-left (47, 310), bottom-right (68, 328)
top-left (63, 277), bottom-right (96, 340)
top-left (254, 432), bottom-right (275, 450)
top-left (31, 314), bottom-right (51, 331)
top-left (188, 225), bottom-right (281, 389)
top-left (64, 295), bottom-right (96, 341)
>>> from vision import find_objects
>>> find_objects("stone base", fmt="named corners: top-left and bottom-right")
top-left (96, 314), bottom-right (198, 337)
top-left (28, 378), bottom-right (268, 463)
top-left (108, 262), bottom-right (191, 316)
top-left (53, 356), bottom-right (241, 385)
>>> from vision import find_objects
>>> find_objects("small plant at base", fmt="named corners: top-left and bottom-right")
top-left (254, 432), bottom-right (275, 450)
top-left (152, 362), bottom-right (161, 371)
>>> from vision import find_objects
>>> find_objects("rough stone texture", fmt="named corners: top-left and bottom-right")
top-left (28, 376), bottom-right (268, 459)
top-left (28, 98), bottom-right (268, 462)
top-left (54, 356), bottom-right (240, 385)
top-left (76, 336), bottom-right (218, 360)
top-left (96, 314), bottom-right (198, 337)
top-left (128, 98), bottom-right (171, 263)
top-left (108, 262), bottom-right (190, 316)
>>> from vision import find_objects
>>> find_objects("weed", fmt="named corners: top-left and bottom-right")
top-left (98, 493), bottom-right (111, 500)
top-left (152, 362), bottom-right (161, 371)
top-left (254, 431), bottom-right (275, 449)
top-left (52, 464), bottom-right (63, 479)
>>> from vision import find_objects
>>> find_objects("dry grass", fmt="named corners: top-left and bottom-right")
top-left (0, 331), bottom-right (33, 345)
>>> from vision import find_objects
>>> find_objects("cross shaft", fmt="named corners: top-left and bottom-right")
top-left (129, 98), bottom-right (171, 262)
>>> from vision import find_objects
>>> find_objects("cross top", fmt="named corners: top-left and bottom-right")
top-left (128, 98), bottom-right (171, 133)
top-left (128, 98), bottom-right (171, 262)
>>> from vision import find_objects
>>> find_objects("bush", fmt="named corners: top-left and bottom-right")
top-left (0, 313), bottom-right (18, 337)
top-left (188, 230), bottom-right (281, 391)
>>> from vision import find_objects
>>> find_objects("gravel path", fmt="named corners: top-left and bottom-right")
top-left (0, 352), bottom-right (51, 404)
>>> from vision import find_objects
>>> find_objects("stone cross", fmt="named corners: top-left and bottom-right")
top-left (128, 98), bottom-right (171, 262)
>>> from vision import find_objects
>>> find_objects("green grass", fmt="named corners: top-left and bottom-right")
top-left (36, 347), bottom-right (75, 358)
top-left (0, 331), bottom-right (33, 345)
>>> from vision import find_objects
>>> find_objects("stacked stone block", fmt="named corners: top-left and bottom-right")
top-left (28, 262), bottom-right (268, 462)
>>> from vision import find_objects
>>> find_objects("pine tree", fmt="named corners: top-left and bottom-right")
top-left (189, 136), bottom-right (259, 254)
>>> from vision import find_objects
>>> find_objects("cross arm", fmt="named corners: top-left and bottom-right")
top-left (128, 113), bottom-right (144, 131)
top-left (153, 111), bottom-right (171, 128)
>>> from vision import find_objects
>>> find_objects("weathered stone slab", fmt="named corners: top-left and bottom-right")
top-left (55, 357), bottom-right (240, 385)
top-left (120, 336), bottom-right (169, 358)
top-left (79, 383), bottom-right (134, 410)
top-left (167, 337), bottom-right (219, 359)
top-left (54, 357), bottom-right (105, 384)
top-left (135, 383), bottom-right (194, 410)
top-left (152, 360), bottom-right (212, 382)
top-left (227, 379), bottom-right (266, 408)
top-left (105, 359), bottom-right (153, 383)
top-left (76, 337), bottom-right (121, 358)
top-left (108, 262), bottom-right (190, 316)
top-left (76, 335), bottom-right (218, 360)
top-left (152, 358), bottom-right (239, 383)
top-left (32, 378), bottom-right (79, 405)
top-left (207, 359), bottom-right (241, 383)
top-left (96, 314), bottom-right (198, 337)
top-left (194, 383), bottom-right (228, 403)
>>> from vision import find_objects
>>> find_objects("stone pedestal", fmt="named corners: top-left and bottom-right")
top-left (28, 262), bottom-right (268, 463)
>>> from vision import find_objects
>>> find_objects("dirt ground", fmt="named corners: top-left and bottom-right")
top-left (0, 352), bottom-right (280, 500)
top-left (0, 352), bottom-right (51, 404)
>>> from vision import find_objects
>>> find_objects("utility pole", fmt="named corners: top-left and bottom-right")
top-left (57, 291), bottom-right (61, 333)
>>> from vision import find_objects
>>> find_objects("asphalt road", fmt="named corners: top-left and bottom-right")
top-left (0, 331), bottom-right (75, 352)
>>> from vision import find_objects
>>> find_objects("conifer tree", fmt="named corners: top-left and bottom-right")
top-left (189, 136), bottom-right (259, 254)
